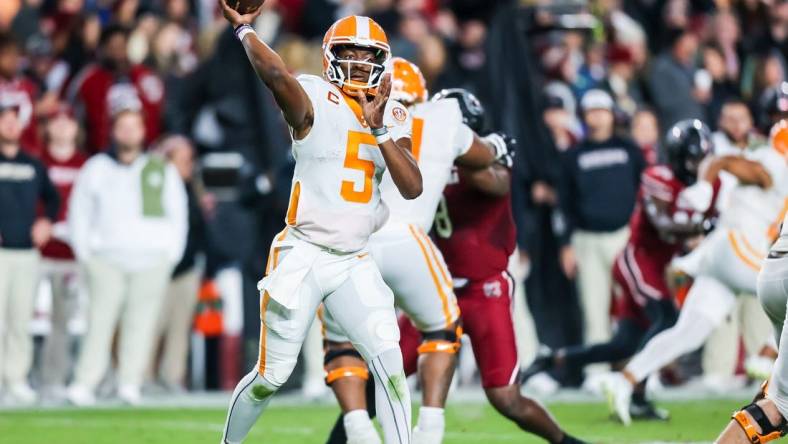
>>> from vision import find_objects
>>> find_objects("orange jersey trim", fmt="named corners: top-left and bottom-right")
top-left (265, 227), bottom-right (290, 276)
top-left (286, 181), bottom-right (301, 226)
top-left (411, 117), bottom-right (425, 161)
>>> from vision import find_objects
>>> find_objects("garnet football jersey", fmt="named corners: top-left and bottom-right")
top-left (433, 168), bottom-right (516, 282)
top-left (628, 165), bottom-right (720, 264)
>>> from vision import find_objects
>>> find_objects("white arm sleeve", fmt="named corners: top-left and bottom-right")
top-left (677, 180), bottom-right (714, 212)
top-left (453, 123), bottom-right (474, 158)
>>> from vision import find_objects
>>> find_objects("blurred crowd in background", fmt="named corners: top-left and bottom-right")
top-left (0, 0), bottom-right (787, 405)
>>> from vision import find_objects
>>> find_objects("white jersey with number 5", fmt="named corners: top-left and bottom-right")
top-left (379, 98), bottom-right (474, 232)
top-left (284, 74), bottom-right (412, 253)
top-left (322, 98), bottom-right (471, 338)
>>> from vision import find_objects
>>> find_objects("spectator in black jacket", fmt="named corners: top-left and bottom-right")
top-left (649, 28), bottom-right (707, 130)
top-left (0, 95), bottom-right (59, 404)
top-left (557, 89), bottom-right (645, 375)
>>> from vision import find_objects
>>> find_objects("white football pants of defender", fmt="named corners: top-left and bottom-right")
top-left (323, 223), bottom-right (460, 342)
top-left (222, 229), bottom-right (411, 444)
top-left (758, 253), bottom-right (788, 419)
top-left (626, 228), bottom-right (762, 382)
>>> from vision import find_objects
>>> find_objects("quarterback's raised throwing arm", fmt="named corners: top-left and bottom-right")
top-left (218, 0), bottom-right (421, 199)
top-left (218, 0), bottom-right (312, 136)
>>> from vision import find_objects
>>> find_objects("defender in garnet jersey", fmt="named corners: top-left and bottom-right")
top-left (577, 119), bottom-right (775, 425)
top-left (526, 120), bottom-right (760, 421)
top-left (399, 89), bottom-right (586, 444)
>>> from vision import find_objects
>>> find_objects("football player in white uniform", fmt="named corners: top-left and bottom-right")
top-left (321, 58), bottom-right (512, 444)
top-left (715, 120), bottom-right (788, 443)
top-left (218, 5), bottom-right (423, 444)
top-left (603, 121), bottom-right (788, 426)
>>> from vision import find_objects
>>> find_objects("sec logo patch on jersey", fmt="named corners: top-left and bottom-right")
top-left (392, 106), bottom-right (407, 122)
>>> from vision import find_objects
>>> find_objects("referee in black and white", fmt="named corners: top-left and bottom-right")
top-left (0, 94), bottom-right (60, 404)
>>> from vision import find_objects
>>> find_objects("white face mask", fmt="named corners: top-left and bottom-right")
top-left (324, 44), bottom-right (389, 94)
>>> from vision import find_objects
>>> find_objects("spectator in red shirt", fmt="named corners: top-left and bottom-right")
top-left (38, 103), bottom-right (87, 398)
top-left (0, 33), bottom-right (42, 155)
top-left (68, 25), bottom-right (164, 154)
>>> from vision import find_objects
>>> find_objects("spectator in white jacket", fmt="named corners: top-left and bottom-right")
top-left (66, 94), bottom-right (187, 406)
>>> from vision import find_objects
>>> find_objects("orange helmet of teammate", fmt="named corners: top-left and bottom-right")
top-left (322, 16), bottom-right (390, 96)
top-left (770, 119), bottom-right (788, 158)
top-left (389, 57), bottom-right (427, 106)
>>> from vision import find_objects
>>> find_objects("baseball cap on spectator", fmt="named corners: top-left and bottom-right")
top-left (581, 89), bottom-right (614, 112)
top-left (0, 91), bottom-right (20, 114)
top-left (108, 83), bottom-right (143, 118)
top-left (543, 93), bottom-right (566, 110)
top-left (25, 33), bottom-right (52, 57)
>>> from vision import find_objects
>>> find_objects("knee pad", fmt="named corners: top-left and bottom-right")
top-left (324, 347), bottom-right (364, 366)
top-left (418, 325), bottom-right (463, 355)
top-left (323, 347), bottom-right (368, 385)
top-left (732, 402), bottom-right (788, 443)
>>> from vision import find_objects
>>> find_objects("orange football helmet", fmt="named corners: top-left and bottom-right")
top-left (322, 16), bottom-right (390, 96)
top-left (390, 57), bottom-right (427, 105)
top-left (771, 119), bottom-right (788, 158)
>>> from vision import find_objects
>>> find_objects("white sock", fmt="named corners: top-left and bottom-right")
top-left (344, 409), bottom-right (377, 438)
top-left (369, 348), bottom-right (412, 444)
top-left (416, 407), bottom-right (444, 432)
top-left (221, 370), bottom-right (277, 444)
top-left (413, 407), bottom-right (444, 444)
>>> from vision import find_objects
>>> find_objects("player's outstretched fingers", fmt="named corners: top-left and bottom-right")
top-left (378, 74), bottom-right (392, 102)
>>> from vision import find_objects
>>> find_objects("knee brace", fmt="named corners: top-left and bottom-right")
top-left (417, 326), bottom-right (463, 355)
top-left (732, 402), bottom-right (788, 443)
top-left (323, 347), bottom-right (368, 385)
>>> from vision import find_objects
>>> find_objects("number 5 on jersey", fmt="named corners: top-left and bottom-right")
top-left (340, 119), bottom-right (425, 204)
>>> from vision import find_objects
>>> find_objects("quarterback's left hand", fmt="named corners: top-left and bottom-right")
top-left (355, 73), bottom-right (391, 129)
top-left (482, 132), bottom-right (516, 168)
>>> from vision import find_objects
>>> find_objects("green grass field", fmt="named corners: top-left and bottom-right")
top-left (0, 399), bottom-right (746, 443)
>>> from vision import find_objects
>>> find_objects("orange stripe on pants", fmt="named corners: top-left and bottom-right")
top-left (728, 231), bottom-right (761, 272)
top-left (408, 225), bottom-right (452, 328)
top-left (418, 227), bottom-right (453, 290)
top-left (258, 291), bottom-right (272, 375)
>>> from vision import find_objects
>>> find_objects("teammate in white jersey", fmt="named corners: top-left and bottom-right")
top-left (604, 120), bottom-right (788, 426)
top-left (715, 121), bottom-right (788, 444)
top-left (321, 58), bottom-right (513, 444)
top-left (219, 5), bottom-right (423, 444)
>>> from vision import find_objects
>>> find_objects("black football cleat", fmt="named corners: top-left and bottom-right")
top-left (629, 398), bottom-right (670, 421)
top-left (519, 345), bottom-right (554, 384)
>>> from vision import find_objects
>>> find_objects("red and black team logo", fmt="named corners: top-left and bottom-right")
top-left (392, 107), bottom-right (407, 122)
